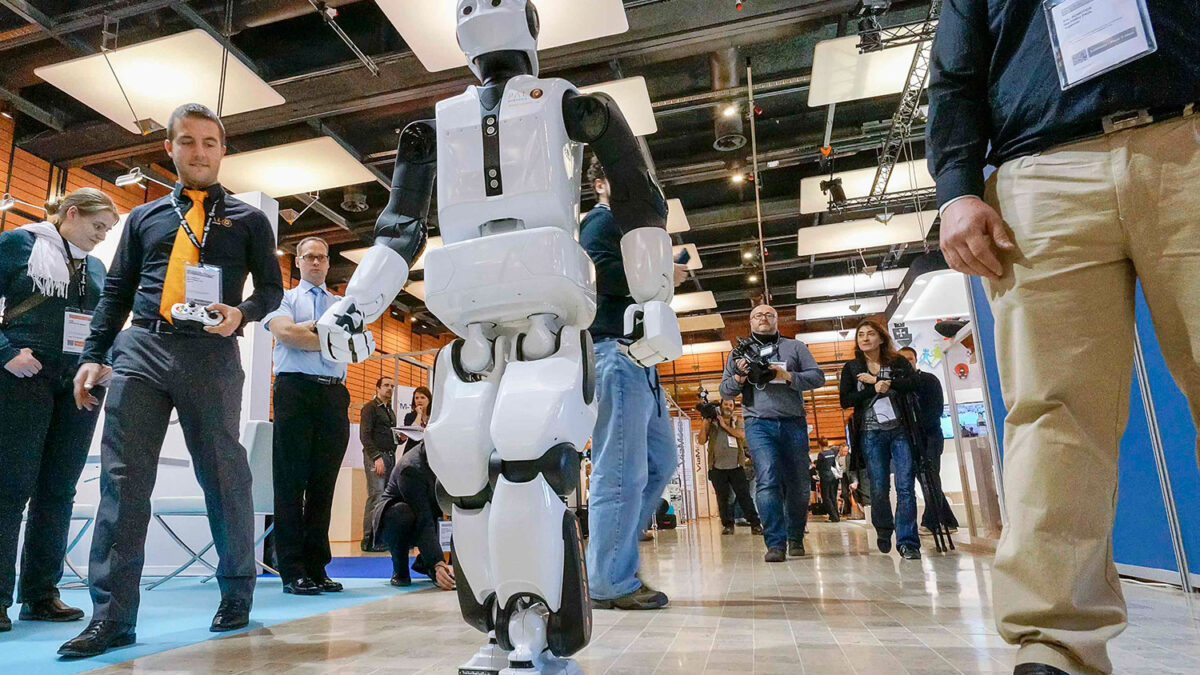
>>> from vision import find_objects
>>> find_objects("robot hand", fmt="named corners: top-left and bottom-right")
top-left (621, 300), bottom-right (683, 367)
top-left (317, 297), bottom-right (376, 363)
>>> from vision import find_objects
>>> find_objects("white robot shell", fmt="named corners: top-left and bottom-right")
top-left (456, 0), bottom-right (541, 80)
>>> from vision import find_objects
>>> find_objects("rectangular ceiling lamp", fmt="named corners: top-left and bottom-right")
top-left (34, 29), bottom-right (284, 135)
top-left (579, 76), bottom-right (657, 136)
top-left (678, 314), bottom-right (724, 332)
top-left (797, 211), bottom-right (936, 257)
top-left (375, 0), bottom-right (628, 73)
top-left (794, 330), bottom-right (852, 345)
top-left (800, 160), bottom-right (933, 213)
top-left (672, 243), bottom-right (702, 270)
top-left (681, 340), bottom-right (732, 356)
top-left (795, 295), bottom-right (890, 322)
top-left (892, 270), bottom-right (970, 324)
top-left (795, 267), bottom-right (908, 300)
top-left (219, 137), bottom-right (378, 198)
top-left (670, 291), bottom-right (717, 314)
top-left (666, 198), bottom-right (689, 233)
top-left (807, 34), bottom-right (918, 107)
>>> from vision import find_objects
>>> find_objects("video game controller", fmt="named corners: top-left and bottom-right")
top-left (170, 301), bottom-right (222, 330)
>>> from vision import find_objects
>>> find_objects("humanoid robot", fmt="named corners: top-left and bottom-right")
top-left (317, 1), bottom-right (682, 673)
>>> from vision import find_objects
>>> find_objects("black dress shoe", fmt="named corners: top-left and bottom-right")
top-left (721, 525), bottom-right (734, 535)
top-left (359, 535), bottom-right (373, 552)
top-left (58, 620), bottom-right (136, 657)
top-left (878, 536), bottom-right (893, 554)
top-left (21, 597), bottom-right (85, 622)
top-left (764, 548), bottom-right (786, 563)
top-left (1014, 664), bottom-right (1068, 675)
top-left (390, 574), bottom-right (412, 587)
top-left (210, 598), bottom-right (251, 632)
top-left (282, 577), bottom-right (322, 596)
top-left (312, 575), bottom-right (343, 593)
top-left (788, 539), bottom-right (806, 557)
top-left (899, 545), bottom-right (922, 560)
top-left (1, 605), bottom-right (10, 632)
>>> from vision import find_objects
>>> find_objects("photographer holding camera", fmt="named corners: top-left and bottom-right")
top-left (696, 396), bottom-right (761, 536)
top-left (719, 305), bottom-right (824, 563)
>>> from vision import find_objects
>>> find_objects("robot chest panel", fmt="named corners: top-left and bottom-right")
top-left (436, 76), bottom-right (583, 244)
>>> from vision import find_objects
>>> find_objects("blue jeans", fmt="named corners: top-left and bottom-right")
top-left (743, 417), bottom-right (810, 550)
top-left (864, 426), bottom-right (919, 550)
top-left (586, 340), bottom-right (675, 600)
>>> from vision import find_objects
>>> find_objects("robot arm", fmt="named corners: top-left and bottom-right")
top-left (565, 91), bottom-right (680, 366)
top-left (318, 120), bottom-right (436, 363)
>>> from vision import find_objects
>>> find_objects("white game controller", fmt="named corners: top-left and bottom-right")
top-left (170, 301), bottom-right (223, 330)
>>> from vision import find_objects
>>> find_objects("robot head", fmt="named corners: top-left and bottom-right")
top-left (456, 0), bottom-right (540, 81)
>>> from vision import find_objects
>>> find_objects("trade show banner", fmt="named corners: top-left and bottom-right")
top-left (668, 416), bottom-right (695, 524)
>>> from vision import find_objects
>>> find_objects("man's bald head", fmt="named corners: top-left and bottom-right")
top-left (750, 304), bottom-right (779, 334)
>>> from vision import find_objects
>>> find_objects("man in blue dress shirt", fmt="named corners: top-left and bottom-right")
top-left (263, 236), bottom-right (350, 596)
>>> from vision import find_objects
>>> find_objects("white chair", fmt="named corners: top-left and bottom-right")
top-left (20, 502), bottom-right (96, 586)
top-left (147, 420), bottom-right (277, 590)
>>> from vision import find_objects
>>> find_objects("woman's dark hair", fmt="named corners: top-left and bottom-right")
top-left (852, 318), bottom-right (900, 364)
top-left (411, 385), bottom-right (433, 407)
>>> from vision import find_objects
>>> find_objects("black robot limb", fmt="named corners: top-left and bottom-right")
top-left (375, 119), bottom-right (437, 264)
top-left (563, 90), bottom-right (667, 233)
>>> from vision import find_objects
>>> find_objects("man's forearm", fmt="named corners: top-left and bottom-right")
top-left (275, 323), bottom-right (321, 351)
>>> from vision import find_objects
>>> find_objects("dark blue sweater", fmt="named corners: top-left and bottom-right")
top-left (579, 204), bottom-right (632, 342)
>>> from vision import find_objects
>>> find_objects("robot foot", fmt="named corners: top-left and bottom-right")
top-left (457, 632), bottom-right (511, 675)
top-left (498, 652), bottom-right (583, 675)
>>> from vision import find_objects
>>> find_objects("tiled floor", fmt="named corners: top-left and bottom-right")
top-left (87, 518), bottom-right (1200, 674)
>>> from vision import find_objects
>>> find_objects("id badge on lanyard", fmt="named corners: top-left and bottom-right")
top-left (176, 197), bottom-right (223, 306)
top-left (62, 310), bottom-right (92, 354)
top-left (1043, 0), bottom-right (1157, 90)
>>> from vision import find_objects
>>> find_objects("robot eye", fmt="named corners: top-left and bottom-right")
top-left (492, 0), bottom-right (502, 5)
top-left (463, 4), bottom-right (473, 15)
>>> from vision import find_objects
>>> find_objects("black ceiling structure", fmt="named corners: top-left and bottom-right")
top-left (0, 0), bottom-right (939, 336)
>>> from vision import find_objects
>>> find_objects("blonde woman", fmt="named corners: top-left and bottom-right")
top-left (0, 188), bottom-right (118, 631)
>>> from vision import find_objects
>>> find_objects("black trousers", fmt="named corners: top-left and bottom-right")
top-left (271, 374), bottom-right (350, 582)
top-left (377, 500), bottom-right (440, 580)
top-left (818, 470), bottom-right (840, 521)
top-left (708, 467), bottom-right (759, 528)
top-left (88, 327), bottom-right (254, 625)
top-left (0, 359), bottom-right (104, 607)
top-left (918, 431), bottom-right (959, 530)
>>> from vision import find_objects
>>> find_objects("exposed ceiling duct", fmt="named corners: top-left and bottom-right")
top-left (709, 47), bottom-right (746, 152)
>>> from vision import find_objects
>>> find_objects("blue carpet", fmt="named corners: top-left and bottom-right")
top-left (0, 576), bottom-right (417, 674)
top-left (323, 555), bottom-right (428, 579)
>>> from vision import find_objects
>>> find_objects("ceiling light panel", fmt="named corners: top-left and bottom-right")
top-left (672, 244), bottom-right (702, 270)
top-left (800, 160), bottom-right (933, 213)
top-left (34, 30), bottom-right (284, 135)
top-left (794, 330), bottom-right (852, 345)
top-left (807, 34), bottom-right (918, 107)
top-left (219, 137), bottom-right (378, 198)
top-left (671, 291), bottom-right (717, 314)
top-left (892, 270), bottom-right (969, 323)
top-left (678, 314), bottom-right (725, 332)
top-left (579, 76), bottom-right (657, 136)
top-left (666, 198), bottom-right (690, 234)
top-left (796, 211), bottom-right (936, 257)
top-left (375, 0), bottom-right (629, 73)
top-left (795, 295), bottom-right (890, 322)
top-left (681, 340), bottom-right (733, 356)
top-left (795, 267), bottom-right (908, 300)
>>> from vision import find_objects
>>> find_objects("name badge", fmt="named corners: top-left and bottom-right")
top-left (1043, 0), bottom-right (1156, 90)
top-left (63, 311), bottom-right (92, 354)
top-left (726, 435), bottom-right (739, 449)
top-left (184, 263), bottom-right (222, 306)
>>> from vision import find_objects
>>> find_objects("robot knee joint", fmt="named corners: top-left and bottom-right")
top-left (501, 443), bottom-right (580, 497)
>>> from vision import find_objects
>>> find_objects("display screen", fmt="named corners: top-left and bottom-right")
top-left (940, 402), bottom-right (989, 439)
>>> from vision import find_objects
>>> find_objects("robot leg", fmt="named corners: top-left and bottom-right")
top-left (489, 327), bottom-right (596, 671)
top-left (426, 336), bottom-right (511, 674)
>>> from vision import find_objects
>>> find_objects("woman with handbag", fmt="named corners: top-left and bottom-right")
top-left (0, 188), bottom-right (119, 631)
top-left (839, 318), bottom-right (924, 561)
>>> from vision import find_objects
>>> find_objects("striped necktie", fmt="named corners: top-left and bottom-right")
top-left (159, 189), bottom-right (209, 322)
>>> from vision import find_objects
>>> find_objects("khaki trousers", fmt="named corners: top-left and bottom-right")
top-left (985, 114), bottom-right (1200, 674)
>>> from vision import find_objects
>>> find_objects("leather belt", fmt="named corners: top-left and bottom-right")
top-left (277, 372), bottom-right (344, 386)
top-left (132, 318), bottom-right (222, 336)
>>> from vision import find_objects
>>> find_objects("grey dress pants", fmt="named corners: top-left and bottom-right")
top-left (87, 326), bottom-right (255, 626)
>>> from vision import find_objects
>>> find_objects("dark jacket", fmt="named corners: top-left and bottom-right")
top-left (579, 204), bottom-right (630, 342)
top-left (0, 228), bottom-right (106, 369)
top-left (839, 356), bottom-right (924, 472)
top-left (359, 397), bottom-right (397, 462)
top-left (370, 444), bottom-right (444, 573)
top-left (913, 370), bottom-right (945, 436)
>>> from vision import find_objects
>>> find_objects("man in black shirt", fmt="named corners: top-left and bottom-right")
top-left (928, 5), bottom-right (1199, 674)
top-left (59, 103), bottom-right (283, 657)
top-left (359, 377), bottom-right (397, 552)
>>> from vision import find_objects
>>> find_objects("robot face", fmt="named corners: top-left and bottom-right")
top-left (456, 0), bottom-right (541, 80)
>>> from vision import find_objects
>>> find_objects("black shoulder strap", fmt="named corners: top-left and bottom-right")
top-left (1, 292), bottom-right (52, 326)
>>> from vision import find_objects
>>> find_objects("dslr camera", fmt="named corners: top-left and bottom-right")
top-left (695, 389), bottom-right (721, 421)
top-left (730, 336), bottom-right (779, 386)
